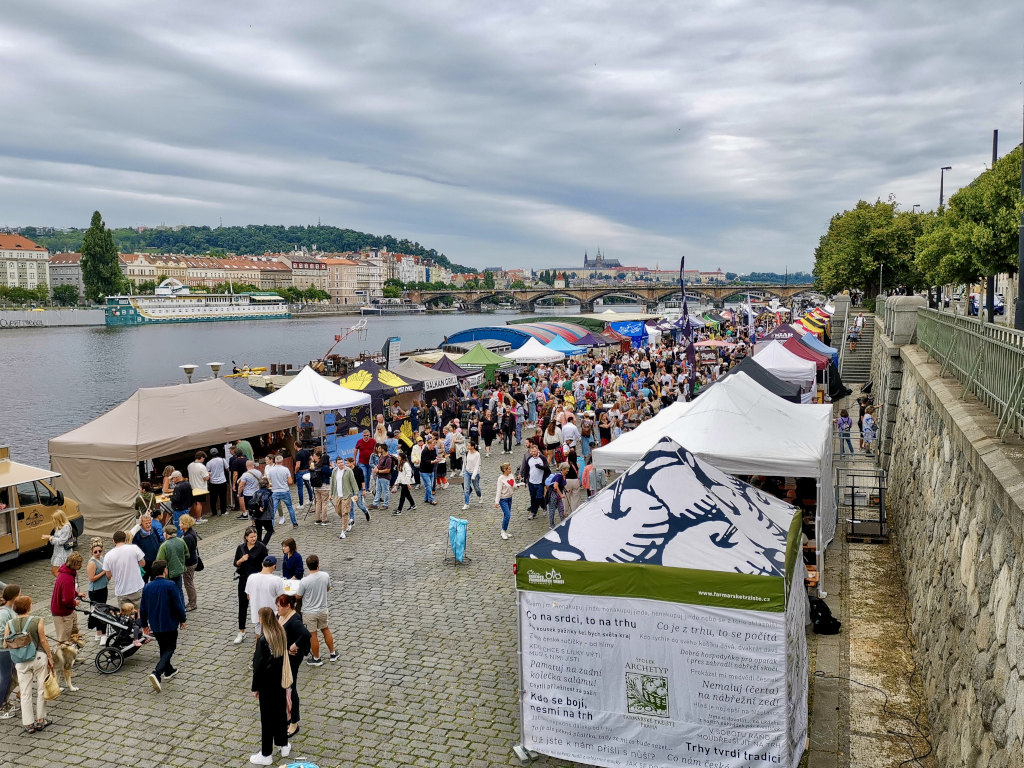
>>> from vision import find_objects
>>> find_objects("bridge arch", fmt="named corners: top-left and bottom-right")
top-left (528, 290), bottom-right (586, 308)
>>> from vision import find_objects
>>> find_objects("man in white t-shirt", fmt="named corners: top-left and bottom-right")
top-left (103, 530), bottom-right (147, 606)
top-left (245, 556), bottom-right (285, 633)
top-left (266, 455), bottom-right (296, 528)
top-left (187, 451), bottom-right (210, 522)
top-left (205, 447), bottom-right (230, 517)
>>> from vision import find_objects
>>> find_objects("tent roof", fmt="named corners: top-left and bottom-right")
top-left (764, 323), bottom-right (803, 341)
top-left (572, 330), bottom-right (613, 347)
top-left (456, 343), bottom-right (513, 367)
top-left (753, 340), bottom-right (817, 386)
top-left (392, 358), bottom-right (459, 391)
top-left (504, 337), bottom-right (565, 363)
top-left (430, 355), bottom-right (477, 379)
top-left (708, 357), bottom-right (802, 403)
top-left (782, 336), bottom-right (829, 371)
top-left (521, 437), bottom-right (799, 579)
top-left (545, 335), bottom-right (585, 355)
top-left (336, 358), bottom-right (422, 397)
top-left (0, 460), bottom-right (59, 486)
top-left (258, 365), bottom-right (371, 413)
top-left (798, 333), bottom-right (839, 363)
top-left (48, 378), bottom-right (297, 462)
top-left (591, 373), bottom-right (832, 477)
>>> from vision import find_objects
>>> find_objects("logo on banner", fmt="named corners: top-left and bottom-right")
top-left (625, 671), bottom-right (670, 719)
top-left (526, 568), bottom-right (564, 586)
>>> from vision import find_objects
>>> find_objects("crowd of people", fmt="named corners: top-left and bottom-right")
top-left (2, 309), bottom-right (852, 759)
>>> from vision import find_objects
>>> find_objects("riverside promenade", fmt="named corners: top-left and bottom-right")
top-left (0, 417), bottom-right (930, 768)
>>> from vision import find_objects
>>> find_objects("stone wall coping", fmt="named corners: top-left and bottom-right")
top-left (901, 344), bottom-right (1024, 535)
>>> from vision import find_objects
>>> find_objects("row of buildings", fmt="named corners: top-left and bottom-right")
top-left (1, 234), bottom-right (454, 306)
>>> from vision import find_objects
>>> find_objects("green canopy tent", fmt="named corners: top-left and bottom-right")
top-left (515, 436), bottom-right (807, 768)
top-left (454, 343), bottom-right (516, 383)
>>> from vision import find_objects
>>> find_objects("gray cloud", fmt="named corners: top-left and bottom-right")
top-left (0, 0), bottom-right (1020, 272)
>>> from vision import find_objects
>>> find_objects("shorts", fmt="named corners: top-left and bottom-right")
top-left (303, 611), bottom-right (330, 631)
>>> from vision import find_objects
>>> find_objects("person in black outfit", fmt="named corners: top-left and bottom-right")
top-left (251, 478), bottom-right (275, 545)
top-left (500, 410), bottom-right (515, 454)
top-left (250, 607), bottom-right (292, 764)
top-left (228, 449), bottom-right (249, 512)
top-left (275, 594), bottom-right (311, 738)
top-left (232, 527), bottom-right (268, 645)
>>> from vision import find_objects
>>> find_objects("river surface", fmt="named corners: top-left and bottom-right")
top-left (1, 313), bottom-right (525, 467)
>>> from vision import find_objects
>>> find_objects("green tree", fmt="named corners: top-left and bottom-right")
top-left (813, 198), bottom-right (925, 298)
top-left (510, 280), bottom-right (527, 289)
top-left (915, 146), bottom-right (1023, 286)
top-left (136, 280), bottom-right (158, 294)
top-left (80, 211), bottom-right (124, 301)
top-left (483, 271), bottom-right (495, 289)
top-left (382, 284), bottom-right (402, 298)
top-left (52, 284), bottom-right (80, 305)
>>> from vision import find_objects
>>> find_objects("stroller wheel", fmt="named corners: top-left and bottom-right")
top-left (95, 647), bottom-right (124, 674)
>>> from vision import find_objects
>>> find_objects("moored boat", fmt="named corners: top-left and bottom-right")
top-left (105, 279), bottom-right (289, 326)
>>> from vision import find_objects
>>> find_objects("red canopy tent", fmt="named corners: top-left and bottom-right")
top-left (782, 336), bottom-right (829, 371)
top-left (601, 326), bottom-right (632, 353)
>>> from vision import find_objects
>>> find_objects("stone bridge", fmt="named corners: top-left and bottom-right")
top-left (406, 283), bottom-right (816, 311)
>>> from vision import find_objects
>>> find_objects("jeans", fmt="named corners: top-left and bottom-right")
top-left (499, 498), bottom-right (512, 531)
top-left (420, 472), bottom-right (435, 503)
top-left (548, 493), bottom-right (565, 528)
top-left (272, 490), bottom-right (296, 525)
top-left (358, 463), bottom-right (372, 490)
top-left (515, 420), bottom-right (523, 444)
top-left (463, 473), bottom-right (481, 505)
top-left (839, 431), bottom-right (854, 455)
top-left (351, 491), bottom-right (369, 522)
top-left (172, 508), bottom-right (188, 528)
top-left (374, 477), bottom-right (391, 508)
top-left (153, 630), bottom-right (178, 679)
top-left (295, 471), bottom-right (313, 505)
top-left (528, 482), bottom-right (544, 515)
top-left (0, 649), bottom-right (13, 708)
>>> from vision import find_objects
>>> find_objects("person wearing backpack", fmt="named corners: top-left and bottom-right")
top-left (309, 448), bottom-right (331, 526)
top-left (251, 478), bottom-right (276, 545)
top-left (3, 595), bottom-right (54, 733)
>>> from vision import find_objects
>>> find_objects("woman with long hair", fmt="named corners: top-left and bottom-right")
top-left (42, 511), bottom-right (73, 578)
top-left (232, 527), bottom-right (268, 646)
top-left (393, 451), bottom-right (416, 515)
top-left (250, 607), bottom-right (293, 765)
top-left (275, 594), bottom-right (310, 739)
top-left (178, 515), bottom-right (200, 612)
top-left (85, 539), bottom-right (109, 640)
top-left (542, 419), bottom-right (562, 466)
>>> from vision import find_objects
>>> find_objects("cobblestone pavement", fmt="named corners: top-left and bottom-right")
top-left (0, 452), bottom-right (581, 768)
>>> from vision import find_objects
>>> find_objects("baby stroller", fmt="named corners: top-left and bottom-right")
top-left (85, 601), bottom-right (152, 674)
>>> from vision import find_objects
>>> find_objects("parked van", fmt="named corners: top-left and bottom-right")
top-left (0, 445), bottom-right (84, 565)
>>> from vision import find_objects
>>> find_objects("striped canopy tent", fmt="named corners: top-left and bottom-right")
top-left (795, 316), bottom-right (827, 338)
top-left (443, 321), bottom-right (594, 350)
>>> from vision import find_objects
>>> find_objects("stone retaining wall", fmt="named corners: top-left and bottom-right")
top-left (884, 343), bottom-right (1024, 768)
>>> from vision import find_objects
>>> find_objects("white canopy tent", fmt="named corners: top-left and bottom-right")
top-left (503, 337), bottom-right (565, 364)
top-left (258, 365), bottom-right (371, 412)
top-left (753, 340), bottom-right (817, 402)
top-left (591, 373), bottom-right (835, 592)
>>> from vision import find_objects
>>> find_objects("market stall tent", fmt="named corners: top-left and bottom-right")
top-left (336, 358), bottom-right (422, 413)
top-left (545, 335), bottom-right (585, 356)
top-left (455, 343), bottom-right (516, 382)
top-left (517, 437), bottom-right (807, 768)
top-left (587, 401), bottom-right (693, 472)
top-left (753, 341), bottom-right (817, 401)
top-left (589, 372), bottom-right (835, 591)
top-left (49, 379), bottom-right (297, 537)
top-left (258, 365), bottom-right (371, 412)
top-left (391, 358), bottom-right (460, 393)
top-left (503, 337), bottom-right (565, 364)
top-left (707, 356), bottom-right (802, 403)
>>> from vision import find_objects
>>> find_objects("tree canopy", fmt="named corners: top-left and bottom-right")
top-left (915, 145), bottom-right (1023, 286)
top-left (80, 211), bottom-right (124, 301)
top-left (35, 223), bottom-right (474, 273)
top-left (813, 198), bottom-right (926, 298)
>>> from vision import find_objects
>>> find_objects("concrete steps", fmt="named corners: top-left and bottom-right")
top-left (840, 315), bottom-right (875, 383)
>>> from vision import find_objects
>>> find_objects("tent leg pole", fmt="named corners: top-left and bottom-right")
top-left (815, 478), bottom-right (825, 597)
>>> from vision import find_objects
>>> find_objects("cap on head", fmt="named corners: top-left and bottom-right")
top-left (263, 555), bottom-right (278, 567)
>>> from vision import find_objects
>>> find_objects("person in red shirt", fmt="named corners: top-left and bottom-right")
top-left (51, 552), bottom-right (85, 644)
top-left (354, 429), bottom-right (378, 492)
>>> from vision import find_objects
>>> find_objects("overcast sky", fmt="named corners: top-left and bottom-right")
top-left (1, 1), bottom-right (1021, 272)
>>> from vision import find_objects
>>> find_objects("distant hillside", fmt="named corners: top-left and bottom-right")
top-left (739, 271), bottom-right (815, 283)
top-left (25, 224), bottom-right (473, 273)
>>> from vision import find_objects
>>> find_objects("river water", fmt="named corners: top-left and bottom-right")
top-left (1, 313), bottom-right (514, 467)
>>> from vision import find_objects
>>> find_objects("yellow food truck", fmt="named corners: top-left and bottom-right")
top-left (0, 445), bottom-right (84, 565)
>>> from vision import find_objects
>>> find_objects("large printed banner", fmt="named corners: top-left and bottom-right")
top-left (520, 590), bottom-right (790, 768)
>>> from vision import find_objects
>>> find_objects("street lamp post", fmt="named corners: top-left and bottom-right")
top-left (207, 361), bottom-right (224, 379)
top-left (939, 166), bottom-right (952, 208)
top-left (179, 363), bottom-right (198, 383)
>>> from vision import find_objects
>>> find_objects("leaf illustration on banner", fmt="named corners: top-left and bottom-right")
top-left (339, 369), bottom-right (372, 390)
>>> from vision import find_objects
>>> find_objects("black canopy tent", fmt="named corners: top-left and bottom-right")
top-left (701, 356), bottom-right (803, 403)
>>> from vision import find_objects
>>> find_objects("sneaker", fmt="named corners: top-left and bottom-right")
top-left (306, 656), bottom-right (324, 667)
top-left (236, 514), bottom-right (250, 520)
top-left (280, 744), bottom-right (292, 758)
top-left (0, 705), bottom-right (16, 720)
top-left (249, 753), bottom-right (273, 766)
top-left (501, 530), bottom-right (510, 539)
top-left (292, 523), bottom-right (298, 529)
top-left (329, 652), bottom-right (340, 663)
top-left (346, 523), bottom-right (353, 532)
top-left (369, 504), bottom-right (379, 509)
top-left (478, 498), bottom-right (484, 504)
top-left (149, 673), bottom-right (162, 692)
top-left (339, 531), bottom-right (346, 539)
top-left (163, 668), bottom-right (178, 681)
top-left (409, 505), bottom-right (417, 510)
top-left (195, 518), bottom-right (208, 524)
top-left (276, 517), bottom-right (286, 525)
top-left (461, 504), bottom-right (470, 510)
top-left (233, 631), bottom-right (245, 645)
top-left (364, 511), bottom-right (370, 521)
top-left (393, 510), bottom-right (403, 516)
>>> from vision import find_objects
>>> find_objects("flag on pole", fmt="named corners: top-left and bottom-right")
top-left (746, 296), bottom-right (756, 345)
top-left (680, 257), bottom-right (696, 398)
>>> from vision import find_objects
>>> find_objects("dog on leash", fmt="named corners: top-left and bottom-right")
top-left (52, 634), bottom-right (87, 691)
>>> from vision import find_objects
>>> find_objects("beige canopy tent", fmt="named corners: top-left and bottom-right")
top-left (48, 379), bottom-right (297, 537)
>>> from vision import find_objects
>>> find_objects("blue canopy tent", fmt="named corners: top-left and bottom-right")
top-left (799, 332), bottom-right (839, 365)
top-left (609, 321), bottom-right (648, 347)
top-left (545, 335), bottom-right (585, 356)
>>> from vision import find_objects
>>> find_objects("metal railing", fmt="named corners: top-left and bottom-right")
top-left (916, 308), bottom-right (1024, 439)
top-left (835, 300), bottom-right (851, 373)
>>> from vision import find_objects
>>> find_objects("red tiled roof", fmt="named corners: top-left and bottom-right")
top-left (49, 252), bottom-right (82, 265)
top-left (0, 234), bottom-right (47, 252)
